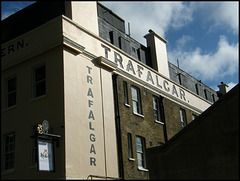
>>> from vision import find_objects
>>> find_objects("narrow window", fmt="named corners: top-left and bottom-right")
top-left (123, 81), bottom-right (129, 105)
top-left (127, 133), bottom-right (133, 158)
top-left (180, 108), bottom-right (187, 127)
top-left (212, 94), bottom-right (216, 103)
top-left (33, 65), bottom-right (46, 98)
top-left (204, 89), bottom-right (208, 100)
top-left (137, 48), bottom-right (141, 61)
top-left (153, 96), bottom-right (162, 122)
top-left (3, 133), bottom-right (16, 171)
top-left (178, 73), bottom-right (182, 85)
top-left (109, 31), bottom-right (114, 44)
top-left (5, 77), bottom-right (17, 108)
top-left (118, 37), bottom-right (122, 49)
top-left (195, 84), bottom-right (199, 95)
top-left (136, 136), bottom-right (146, 169)
top-left (131, 86), bottom-right (142, 114)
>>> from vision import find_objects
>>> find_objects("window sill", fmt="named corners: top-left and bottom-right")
top-left (124, 103), bottom-right (130, 108)
top-left (28, 164), bottom-right (37, 169)
top-left (30, 94), bottom-right (46, 102)
top-left (133, 112), bottom-right (144, 118)
top-left (154, 120), bottom-right (164, 125)
top-left (1, 105), bottom-right (16, 112)
top-left (128, 158), bottom-right (135, 161)
top-left (138, 166), bottom-right (149, 172)
top-left (1, 169), bottom-right (14, 175)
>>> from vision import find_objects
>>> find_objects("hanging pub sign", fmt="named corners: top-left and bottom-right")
top-left (36, 120), bottom-right (60, 172)
top-left (38, 139), bottom-right (54, 171)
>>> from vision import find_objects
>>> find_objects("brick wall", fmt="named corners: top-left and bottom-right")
top-left (115, 75), bottom-right (200, 179)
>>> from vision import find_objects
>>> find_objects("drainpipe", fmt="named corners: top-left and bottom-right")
top-left (112, 73), bottom-right (124, 180)
top-left (160, 96), bottom-right (168, 142)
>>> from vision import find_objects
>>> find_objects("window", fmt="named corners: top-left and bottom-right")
top-left (180, 108), bottom-right (187, 127)
top-left (33, 65), bottom-right (46, 98)
top-left (204, 89), bottom-right (208, 100)
top-left (192, 114), bottom-right (197, 120)
top-left (212, 94), bottom-right (216, 103)
top-left (127, 133), bottom-right (133, 159)
top-left (178, 73), bottom-right (182, 85)
top-left (5, 77), bottom-right (17, 108)
top-left (131, 86), bottom-right (142, 115)
top-left (109, 31), bottom-right (114, 44)
top-left (3, 133), bottom-right (16, 171)
top-left (153, 96), bottom-right (162, 123)
top-left (31, 125), bottom-right (38, 166)
top-left (123, 81), bottom-right (129, 105)
top-left (195, 84), bottom-right (199, 95)
top-left (136, 136), bottom-right (146, 169)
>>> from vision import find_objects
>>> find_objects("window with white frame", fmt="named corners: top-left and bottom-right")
top-left (153, 96), bottom-right (163, 123)
top-left (3, 133), bottom-right (16, 171)
top-left (123, 81), bottom-right (129, 105)
top-left (131, 86), bottom-right (142, 115)
top-left (5, 76), bottom-right (17, 108)
top-left (136, 136), bottom-right (146, 169)
top-left (180, 108), bottom-right (187, 127)
top-left (33, 64), bottom-right (46, 98)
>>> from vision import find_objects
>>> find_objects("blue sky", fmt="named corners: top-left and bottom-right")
top-left (1, 1), bottom-right (239, 91)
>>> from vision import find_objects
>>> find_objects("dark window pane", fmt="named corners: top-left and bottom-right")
top-left (35, 66), bottom-right (46, 82)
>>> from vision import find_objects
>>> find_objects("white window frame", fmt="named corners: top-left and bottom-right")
top-left (153, 96), bottom-right (164, 124)
top-left (180, 108), bottom-right (187, 127)
top-left (136, 136), bottom-right (147, 169)
top-left (131, 86), bottom-right (142, 115)
top-left (123, 81), bottom-right (130, 106)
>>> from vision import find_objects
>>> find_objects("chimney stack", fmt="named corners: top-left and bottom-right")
top-left (217, 82), bottom-right (229, 98)
top-left (144, 29), bottom-right (170, 78)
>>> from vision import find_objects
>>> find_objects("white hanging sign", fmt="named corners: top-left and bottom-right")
top-left (38, 140), bottom-right (54, 171)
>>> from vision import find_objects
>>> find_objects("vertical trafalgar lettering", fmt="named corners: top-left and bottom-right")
top-left (86, 66), bottom-right (96, 166)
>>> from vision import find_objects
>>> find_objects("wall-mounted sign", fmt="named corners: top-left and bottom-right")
top-left (38, 139), bottom-right (54, 172)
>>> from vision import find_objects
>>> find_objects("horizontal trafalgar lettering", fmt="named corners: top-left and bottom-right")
top-left (101, 44), bottom-right (187, 103)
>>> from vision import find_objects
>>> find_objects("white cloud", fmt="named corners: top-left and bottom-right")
top-left (189, 2), bottom-right (239, 34)
top-left (100, 1), bottom-right (193, 45)
top-left (210, 2), bottom-right (239, 34)
top-left (227, 82), bottom-right (238, 91)
top-left (175, 35), bottom-right (193, 49)
top-left (168, 35), bottom-right (239, 81)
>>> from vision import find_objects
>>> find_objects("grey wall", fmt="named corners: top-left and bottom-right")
top-left (146, 84), bottom-right (239, 179)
